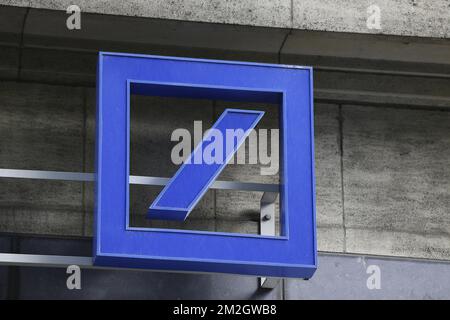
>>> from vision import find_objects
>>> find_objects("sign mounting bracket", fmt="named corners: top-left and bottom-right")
top-left (259, 192), bottom-right (281, 289)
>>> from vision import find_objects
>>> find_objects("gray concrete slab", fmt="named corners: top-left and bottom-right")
top-left (281, 30), bottom-right (450, 74)
top-left (0, 6), bottom-right (26, 80)
top-left (0, 47), bottom-right (20, 80)
top-left (3, 0), bottom-right (292, 29)
top-left (4, 0), bottom-right (450, 38)
top-left (315, 70), bottom-right (450, 99)
top-left (342, 105), bottom-right (450, 259)
top-left (0, 5), bottom-right (26, 42)
top-left (314, 88), bottom-right (450, 110)
top-left (317, 226), bottom-right (345, 253)
top-left (215, 219), bottom-right (259, 235)
top-left (293, 0), bottom-right (450, 38)
top-left (314, 104), bottom-right (344, 252)
top-left (286, 253), bottom-right (450, 299)
top-left (0, 179), bottom-right (84, 235)
top-left (0, 81), bottom-right (84, 171)
top-left (0, 81), bottom-right (85, 236)
top-left (215, 190), bottom-right (267, 234)
top-left (20, 47), bottom-right (96, 86)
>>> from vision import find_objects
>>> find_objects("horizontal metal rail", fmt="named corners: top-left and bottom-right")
top-left (1, 251), bottom-right (449, 271)
top-left (0, 253), bottom-right (93, 268)
top-left (0, 253), bottom-right (283, 279)
top-left (0, 169), bottom-right (279, 193)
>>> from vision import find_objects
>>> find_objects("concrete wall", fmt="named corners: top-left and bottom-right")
top-left (0, 6), bottom-right (449, 299)
top-left (1, 0), bottom-right (449, 38)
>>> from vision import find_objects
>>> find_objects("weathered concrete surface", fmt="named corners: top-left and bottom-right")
top-left (2, 0), bottom-right (450, 38)
top-left (343, 105), bottom-right (450, 259)
top-left (0, 5), bottom-right (24, 43)
top-left (286, 253), bottom-right (450, 299)
top-left (0, 6), bottom-right (26, 80)
top-left (281, 30), bottom-right (450, 107)
top-left (314, 104), bottom-right (344, 252)
top-left (281, 30), bottom-right (450, 73)
top-left (315, 71), bottom-right (450, 99)
top-left (0, 179), bottom-right (84, 235)
top-left (20, 48), bottom-right (97, 86)
top-left (0, 81), bottom-right (85, 236)
top-left (0, 82), bottom-right (84, 171)
top-left (1, 0), bottom-right (292, 28)
top-left (293, 0), bottom-right (450, 38)
top-left (312, 70), bottom-right (450, 109)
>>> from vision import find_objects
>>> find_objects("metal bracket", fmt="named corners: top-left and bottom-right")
top-left (259, 192), bottom-right (281, 289)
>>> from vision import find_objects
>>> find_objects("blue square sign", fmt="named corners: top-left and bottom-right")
top-left (94, 52), bottom-right (316, 278)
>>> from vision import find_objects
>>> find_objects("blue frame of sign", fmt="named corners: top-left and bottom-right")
top-left (94, 52), bottom-right (316, 278)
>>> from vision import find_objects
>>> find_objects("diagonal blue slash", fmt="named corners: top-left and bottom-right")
top-left (147, 108), bottom-right (264, 221)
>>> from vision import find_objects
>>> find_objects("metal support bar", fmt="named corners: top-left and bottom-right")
top-left (0, 253), bottom-right (224, 275)
top-left (0, 253), bottom-right (93, 268)
top-left (0, 169), bottom-right (95, 182)
top-left (259, 192), bottom-right (281, 289)
top-left (0, 169), bottom-right (279, 192)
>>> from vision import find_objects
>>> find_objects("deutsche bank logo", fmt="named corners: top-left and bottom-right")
top-left (94, 52), bottom-right (317, 278)
top-left (148, 109), bottom-right (264, 221)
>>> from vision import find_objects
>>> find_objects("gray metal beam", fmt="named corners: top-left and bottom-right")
top-left (0, 168), bottom-right (279, 192)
